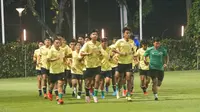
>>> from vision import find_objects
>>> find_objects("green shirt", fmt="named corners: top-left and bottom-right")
top-left (144, 46), bottom-right (167, 71)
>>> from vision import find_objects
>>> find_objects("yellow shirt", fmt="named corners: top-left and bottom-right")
top-left (39, 46), bottom-right (51, 69)
top-left (114, 38), bottom-right (134, 64)
top-left (60, 45), bottom-right (72, 70)
top-left (101, 47), bottom-right (112, 71)
top-left (109, 44), bottom-right (118, 68)
top-left (71, 51), bottom-right (84, 75)
top-left (135, 48), bottom-right (150, 70)
top-left (47, 47), bottom-right (65, 74)
top-left (34, 49), bottom-right (41, 70)
top-left (80, 41), bottom-right (102, 68)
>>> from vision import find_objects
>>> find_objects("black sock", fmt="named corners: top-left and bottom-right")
top-left (54, 90), bottom-right (58, 96)
top-left (38, 90), bottom-right (42, 95)
top-left (112, 85), bottom-right (116, 92)
top-left (43, 87), bottom-right (47, 94)
top-left (78, 91), bottom-right (81, 96)
top-left (63, 84), bottom-right (66, 91)
top-left (85, 88), bottom-right (90, 96)
top-left (142, 87), bottom-right (146, 93)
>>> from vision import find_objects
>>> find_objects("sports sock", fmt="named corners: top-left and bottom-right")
top-left (63, 84), bottom-right (66, 91)
top-left (49, 90), bottom-right (52, 94)
top-left (54, 89), bottom-right (58, 96)
top-left (85, 88), bottom-right (90, 96)
top-left (58, 93), bottom-right (63, 100)
top-left (154, 93), bottom-right (158, 98)
top-left (101, 90), bottom-right (105, 96)
top-left (123, 84), bottom-right (127, 90)
top-left (43, 86), bottom-right (47, 94)
top-left (94, 89), bottom-right (98, 97)
top-left (112, 85), bottom-right (116, 92)
top-left (78, 91), bottom-right (81, 96)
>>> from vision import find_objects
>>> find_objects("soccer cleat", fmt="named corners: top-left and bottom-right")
top-left (116, 91), bottom-right (120, 99)
top-left (48, 93), bottom-right (53, 101)
top-left (93, 96), bottom-right (98, 103)
top-left (77, 95), bottom-right (81, 99)
top-left (101, 95), bottom-right (105, 99)
top-left (127, 96), bottom-right (132, 101)
top-left (155, 98), bottom-right (158, 101)
top-left (56, 96), bottom-right (59, 101)
top-left (44, 94), bottom-right (47, 99)
top-left (112, 91), bottom-right (116, 96)
top-left (85, 96), bottom-right (91, 103)
top-left (144, 92), bottom-right (148, 96)
top-left (57, 99), bottom-right (64, 105)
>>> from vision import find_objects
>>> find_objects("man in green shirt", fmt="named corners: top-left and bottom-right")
top-left (144, 38), bottom-right (168, 101)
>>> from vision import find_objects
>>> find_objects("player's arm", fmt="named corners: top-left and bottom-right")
top-left (80, 43), bottom-right (91, 56)
top-left (163, 50), bottom-right (169, 68)
top-left (144, 48), bottom-right (150, 65)
top-left (47, 50), bottom-right (59, 62)
top-left (112, 40), bottom-right (127, 56)
top-left (33, 51), bottom-right (37, 62)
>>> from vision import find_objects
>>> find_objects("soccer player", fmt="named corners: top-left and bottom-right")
top-left (38, 38), bottom-right (51, 99)
top-left (71, 42), bottom-right (84, 99)
top-left (33, 42), bottom-right (44, 96)
top-left (80, 29), bottom-right (102, 103)
top-left (135, 40), bottom-right (150, 95)
top-left (113, 27), bottom-right (136, 101)
top-left (144, 38), bottom-right (168, 101)
top-left (69, 39), bottom-right (76, 51)
top-left (84, 37), bottom-right (91, 43)
top-left (59, 37), bottom-right (72, 94)
top-left (99, 38), bottom-right (112, 99)
top-left (78, 36), bottom-right (85, 46)
top-left (109, 39), bottom-right (118, 96)
top-left (47, 38), bottom-right (66, 104)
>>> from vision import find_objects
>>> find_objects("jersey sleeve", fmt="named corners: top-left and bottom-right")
top-left (163, 48), bottom-right (167, 57)
top-left (80, 43), bottom-right (88, 53)
top-left (113, 40), bottom-right (120, 49)
top-left (47, 49), bottom-right (52, 59)
top-left (144, 48), bottom-right (151, 57)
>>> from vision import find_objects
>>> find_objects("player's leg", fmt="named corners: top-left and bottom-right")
top-left (77, 76), bottom-right (83, 99)
top-left (99, 75), bottom-right (105, 99)
top-left (115, 64), bottom-right (124, 99)
top-left (54, 83), bottom-right (59, 101)
top-left (157, 71), bottom-right (164, 89)
top-left (125, 64), bottom-right (133, 101)
top-left (93, 67), bottom-right (101, 103)
top-left (37, 70), bottom-right (42, 96)
top-left (71, 74), bottom-right (78, 98)
top-left (111, 67), bottom-right (116, 96)
top-left (41, 68), bottom-right (48, 98)
top-left (67, 70), bottom-right (72, 88)
top-left (84, 68), bottom-right (93, 103)
top-left (105, 71), bottom-right (111, 94)
top-left (130, 71), bottom-right (134, 94)
top-left (145, 71), bottom-right (151, 91)
top-left (150, 70), bottom-right (159, 101)
top-left (140, 70), bottom-right (148, 95)
top-left (62, 70), bottom-right (67, 94)
top-left (47, 74), bottom-right (56, 101)
top-left (57, 73), bottom-right (65, 104)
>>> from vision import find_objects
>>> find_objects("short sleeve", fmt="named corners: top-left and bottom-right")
top-left (144, 48), bottom-right (151, 57)
top-left (80, 43), bottom-right (88, 53)
top-left (163, 48), bottom-right (167, 57)
top-left (113, 40), bottom-right (120, 49)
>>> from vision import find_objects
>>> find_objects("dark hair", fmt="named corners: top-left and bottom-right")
top-left (153, 37), bottom-right (160, 43)
top-left (101, 37), bottom-right (108, 42)
top-left (122, 27), bottom-right (131, 33)
top-left (78, 35), bottom-right (85, 39)
top-left (90, 29), bottom-right (99, 36)
top-left (70, 38), bottom-right (77, 43)
top-left (141, 40), bottom-right (148, 45)
top-left (53, 37), bottom-right (61, 42)
top-left (44, 38), bottom-right (51, 41)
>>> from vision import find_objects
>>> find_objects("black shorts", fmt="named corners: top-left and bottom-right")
top-left (36, 70), bottom-right (42, 75)
top-left (117, 63), bottom-right (132, 74)
top-left (71, 74), bottom-right (83, 80)
top-left (49, 73), bottom-right (65, 83)
top-left (100, 71), bottom-right (111, 78)
top-left (41, 68), bottom-right (49, 75)
top-left (139, 69), bottom-right (149, 76)
top-left (65, 70), bottom-right (72, 79)
top-left (149, 69), bottom-right (164, 81)
top-left (84, 66), bottom-right (101, 79)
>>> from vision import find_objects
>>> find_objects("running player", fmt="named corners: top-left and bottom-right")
top-left (33, 42), bottom-right (44, 96)
top-left (99, 37), bottom-right (112, 99)
top-left (112, 27), bottom-right (136, 101)
top-left (47, 38), bottom-right (66, 105)
top-left (71, 42), bottom-right (84, 99)
top-left (144, 38), bottom-right (168, 101)
top-left (135, 40), bottom-right (150, 95)
top-left (38, 38), bottom-right (51, 99)
top-left (80, 29), bottom-right (102, 103)
top-left (78, 36), bottom-right (85, 46)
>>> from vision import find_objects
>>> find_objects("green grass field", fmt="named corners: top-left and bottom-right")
top-left (0, 71), bottom-right (200, 112)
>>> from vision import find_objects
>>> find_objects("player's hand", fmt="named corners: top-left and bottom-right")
top-left (163, 64), bottom-right (167, 68)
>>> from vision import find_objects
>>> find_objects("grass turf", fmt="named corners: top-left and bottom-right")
top-left (0, 71), bottom-right (200, 112)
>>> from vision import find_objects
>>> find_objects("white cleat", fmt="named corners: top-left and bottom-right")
top-left (116, 91), bottom-right (120, 99)
top-left (93, 96), bottom-right (98, 103)
top-left (77, 95), bottom-right (81, 99)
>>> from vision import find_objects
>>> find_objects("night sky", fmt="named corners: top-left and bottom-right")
top-left (0, 0), bottom-right (187, 43)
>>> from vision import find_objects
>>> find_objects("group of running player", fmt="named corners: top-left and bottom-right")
top-left (33, 27), bottom-right (169, 105)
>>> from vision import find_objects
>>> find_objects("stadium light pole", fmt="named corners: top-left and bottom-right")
top-left (23, 29), bottom-right (27, 77)
top-left (101, 29), bottom-right (105, 38)
top-left (139, 0), bottom-right (143, 40)
top-left (72, 0), bottom-right (76, 39)
top-left (1, 0), bottom-right (5, 44)
top-left (16, 8), bottom-right (25, 42)
top-left (181, 25), bottom-right (184, 37)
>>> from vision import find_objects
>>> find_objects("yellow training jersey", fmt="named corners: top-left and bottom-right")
top-left (34, 49), bottom-right (41, 70)
top-left (80, 41), bottom-right (102, 68)
top-left (39, 46), bottom-right (51, 69)
top-left (47, 47), bottom-right (65, 74)
top-left (101, 46), bottom-right (112, 71)
top-left (109, 44), bottom-right (118, 68)
top-left (114, 38), bottom-right (135, 64)
top-left (135, 48), bottom-right (150, 70)
top-left (71, 51), bottom-right (84, 75)
top-left (60, 45), bottom-right (72, 70)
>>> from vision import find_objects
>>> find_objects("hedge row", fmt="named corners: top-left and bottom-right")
top-left (0, 39), bottom-right (198, 78)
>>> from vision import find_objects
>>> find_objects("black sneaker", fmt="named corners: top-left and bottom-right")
top-left (155, 97), bottom-right (158, 101)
